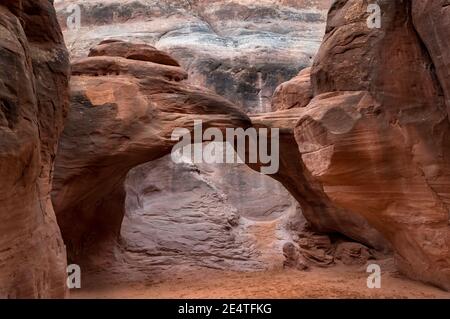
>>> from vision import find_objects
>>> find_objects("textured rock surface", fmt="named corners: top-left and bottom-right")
top-left (121, 155), bottom-right (297, 274)
top-left (55, 0), bottom-right (330, 113)
top-left (0, 0), bottom-right (69, 298)
top-left (53, 0), bottom-right (330, 272)
top-left (266, 0), bottom-right (450, 290)
top-left (306, 0), bottom-right (450, 290)
top-left (52, 41), bottom-right (252, 264)
top-left (334, 242), bottom-right (372, 266)
top-left (2, 0), bottom-right (448, 298)
top-left (282, 242), bottom-right (309, 270)
top-left (272, 67), bottom-right (313, 111)
top-left (250, 110), bottom-right (390, 251)
top-left (412, 0), bottom-right (450, 112)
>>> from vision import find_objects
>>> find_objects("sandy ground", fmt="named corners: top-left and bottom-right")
top-left (70, 264), bottom-right (450, 299)
top-left (70, 216), bottom-right (449, 299)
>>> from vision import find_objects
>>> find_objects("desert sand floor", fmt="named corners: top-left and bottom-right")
top-left (70, 265), bottom-right (450, 299)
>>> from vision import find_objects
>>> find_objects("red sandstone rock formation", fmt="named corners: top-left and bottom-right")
top-left (88, 40), bottom-right (181, 67)
top-left (265, 0), bottom-right (450, 290)
top-left (0, 0), bottom-right (70, 298)
top-left (52, 40), bottom-right (251, 262)
top-left (272, 67), bottom-right (313, 111)
top-left (250, 111), bottom-right (390, 251)
top-left (412, 0), bottom-right (450, 112)
top-left (2, 0), bottom-right (447, 297)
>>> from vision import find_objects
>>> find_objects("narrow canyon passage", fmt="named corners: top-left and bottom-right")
top-left (2, 0), bottom-right (450, 299)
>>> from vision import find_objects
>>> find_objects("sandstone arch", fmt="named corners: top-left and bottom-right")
top-left (52, 25), bottom-right (450, 291)
top-left (53, 0), bottom-right (450, 293)
top-left (52, 41), bottom-right (252, 261)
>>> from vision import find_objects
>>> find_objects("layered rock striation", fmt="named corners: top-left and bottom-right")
top-left (2, 0), bottom-right (448, 297)
top-left (264, 0), bottom-right (450, 290)
top-left (52, 40), bottom-right (251, 262)
top-left (0, 0), bottom-right (70, 298)
top-left (55, 0), bottom-right (330, 113)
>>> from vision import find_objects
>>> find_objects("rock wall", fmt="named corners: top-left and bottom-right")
top-left (250, 111), bottom-right (390, 251)
top-left (265, 0), bottom-right (450, 290)
top-left (0, 0), bottom-right (69, 298)
top-left (122, 155), bottom-right (296, 274)
top-left (55, 0), bottom-right (330, 113)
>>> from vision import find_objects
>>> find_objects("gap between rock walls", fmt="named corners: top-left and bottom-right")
top-left (0, 0), bottom-right (449, 299)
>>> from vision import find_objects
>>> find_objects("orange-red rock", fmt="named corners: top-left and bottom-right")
top-left (52, 41), bottom-right (251, 262)
top-left (88, 40), bottom-right (180, 67)
top-left (0, 0), bottom-right (69, 298)
top-left (252, 0), bottom-right (450, 291)
top-left (55, 0), bottom-right (330, 113)
top-left (295, 0), bottom-right (450, 290)
top-left (272, 68), bottom-right (313, 111)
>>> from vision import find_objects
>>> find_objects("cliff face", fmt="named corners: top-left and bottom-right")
top-left (267, 0), bottom-right (450, 290)
top-left (412, 0), bottom-right (450, 112)
top-left (0, 0), bottom-right (70, 298)
top-left (55, 0), bottom-right (330, 113)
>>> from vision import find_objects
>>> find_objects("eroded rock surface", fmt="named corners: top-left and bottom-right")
top-left (52, 41), bottom-right (252, 265)
top-left (262, 0), bottom-right (450, 290)
top-left (250, 110), bottom-right (390, 251)
top-left (412, 0), bottom-right (450, 112)
top-left (334, 242), bottom-right (372, 266)
top-left (272, 67), bottom-right (313, 111)
top-left (0, 0), bottom-right (69, 298)
top-left (53, 0), bottom-right (329, 273)
top-left (2, 0), bottom-right (448, 298)
top-left (55, 0), bottom-right (330, 113)
top-left (121, 155), bottom-right (298, 274)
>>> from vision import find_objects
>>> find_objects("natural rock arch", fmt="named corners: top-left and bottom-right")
top-left (53, 0), bottom-right (450, 292)
top-left (52, 41), bottom-right (384, 268)
top-left (52, 41), bottom-right (252, 260)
